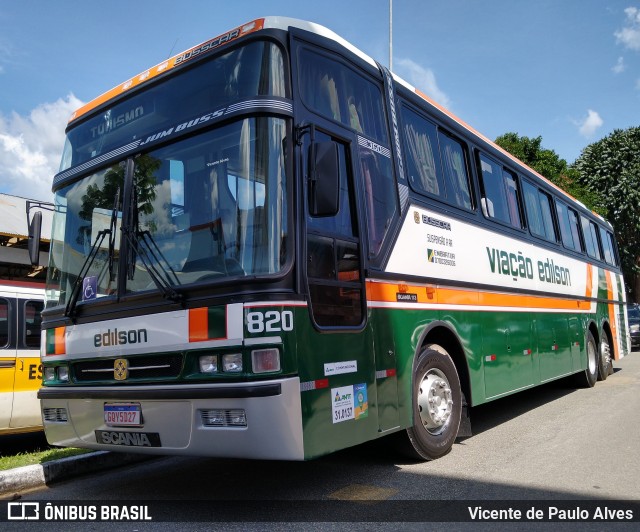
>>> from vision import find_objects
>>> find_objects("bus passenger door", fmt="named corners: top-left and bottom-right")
top-left (0, 297), bottom-right (15, 430)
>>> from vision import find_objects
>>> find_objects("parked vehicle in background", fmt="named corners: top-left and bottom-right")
top-left (627, 304), bottom-right (640, 350)
top-left (0, 281), bottom-right (45, 435)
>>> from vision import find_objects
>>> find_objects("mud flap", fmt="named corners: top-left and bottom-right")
top-left (456, 393), bottom-right (472, 439)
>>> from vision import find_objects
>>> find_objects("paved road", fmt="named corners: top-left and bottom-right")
top-left (6, 351), bottom-right (640, 529)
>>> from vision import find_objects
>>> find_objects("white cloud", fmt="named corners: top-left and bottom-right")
top-left (0, 94), bottom-right (83, 200)
top-left (576, 109), bottom-right (604, 138)
top-left (395, 58), bottom-right (451, 109)
top-left (614, 6), bottom-right (640, 50)
top-left (612, 56), bottom-right (626, 73)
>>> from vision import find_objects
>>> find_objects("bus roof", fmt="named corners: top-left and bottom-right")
top-left (68, 16), bottom-right (606, 225)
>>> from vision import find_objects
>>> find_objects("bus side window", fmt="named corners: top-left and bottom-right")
top-left (24, 300), bottom-right (44, 349)
top-left (0, 298), bottom-right (8, 348)
top-left (478, 153), bottom-right (523, 228)
top-left (556, 201), bottom-right (583, 252)
top-left (584, 219), bottom-right (602, 260)
top-left (360, 149), bottom-right (397, 257)
top-left (402, 107), bottom-right (444, 197)
top-left (599, 226), bottom-right (617, 265)
top-left (439, 132), bottom-right (473, 210)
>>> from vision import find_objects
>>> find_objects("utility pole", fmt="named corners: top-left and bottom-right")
top-left (389, 0), bottom-right (393, 71)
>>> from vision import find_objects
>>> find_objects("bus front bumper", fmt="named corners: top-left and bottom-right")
top-left (38, 377), bottom-right (304, 460)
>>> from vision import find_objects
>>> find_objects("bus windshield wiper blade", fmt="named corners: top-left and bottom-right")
top-left (64, 229), bottom-right (110, 319)
top-left (123, 227), bottom-right (183, 302)
top-left (66, 188), bottom-right (121, 319)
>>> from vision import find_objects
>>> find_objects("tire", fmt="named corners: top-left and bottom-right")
top-left (574, 331), bottom-right (598, 388)
top-left (399, 346), bottom-right (462, 461)
top-left (597, 333), bottom-right (612, 381)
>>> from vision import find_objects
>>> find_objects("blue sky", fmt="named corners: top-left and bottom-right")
top-left (0, 1), bottom-right (638, 201)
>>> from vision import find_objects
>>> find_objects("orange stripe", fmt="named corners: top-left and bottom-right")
top-left (605, 271), bottom-right (619, 360)
top-left (69, 19), bottom-right (265, 123)
top-left (189, 307), bottom-right (209, 342)
top-left (585, 264), bottom-right (593, 299)
top-left (366, 281), bottom-right (590, 311)
top-left (54, 326), bottom-right (66, 355)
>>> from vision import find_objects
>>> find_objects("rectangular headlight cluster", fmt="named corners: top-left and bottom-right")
top-left (44, 365), bottom-right (69, 383)
top-left (198, 349), bottom-right (281, 375)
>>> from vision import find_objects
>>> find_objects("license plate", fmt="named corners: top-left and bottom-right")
top-left (104, 403), bottom-right (141, 427)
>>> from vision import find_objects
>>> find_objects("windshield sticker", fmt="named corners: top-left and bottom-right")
top-left (83, 276), bottom-right (97, 301)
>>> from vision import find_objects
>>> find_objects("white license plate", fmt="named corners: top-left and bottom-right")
top-left (104, 403), bottom-right (141, 427)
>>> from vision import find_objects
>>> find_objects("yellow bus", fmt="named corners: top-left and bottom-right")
top-left (0, 280), bottom-right (45, 435)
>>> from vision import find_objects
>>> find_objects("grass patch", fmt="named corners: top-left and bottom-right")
top-left (0, 447), bottom-right (93, 471)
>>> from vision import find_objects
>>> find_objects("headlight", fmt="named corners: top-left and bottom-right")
top-left (630, 324), bottom-right (639, 333)
top-left (222, 353), bottom-right (243, 372)
top-left (57, 366), bottom-right (69, 382)
top-left (44, 367), bottom-right (56, 382)
top-left (199, 355), bottom-right (218, 373)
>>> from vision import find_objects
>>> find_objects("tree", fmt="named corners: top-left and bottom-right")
top-left (573, 127), bottom-right (640, 301)
top-left (495, 132), bottom-right (600, 212)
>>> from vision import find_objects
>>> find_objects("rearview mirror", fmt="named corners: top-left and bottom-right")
top-left (309, 141), bottom-right (340, 217)
top-left (28, 210), bottom-right (42, 266)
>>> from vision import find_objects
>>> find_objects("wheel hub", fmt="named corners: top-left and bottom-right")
top-left (417, 370), bottom-right (453, 433)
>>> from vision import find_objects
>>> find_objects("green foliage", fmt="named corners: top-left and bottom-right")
top-left (0, 447), bottom-right (91, 471)
top-left (495, 132), bottom-right (600, 212)
top-left (574, 127), bottom-right (640, 289)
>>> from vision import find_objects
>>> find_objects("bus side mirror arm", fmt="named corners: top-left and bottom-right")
top-left (309, 140), bottom-right (340, 217)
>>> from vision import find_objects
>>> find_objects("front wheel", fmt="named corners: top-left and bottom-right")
top-left (401, 347), bottom-right (462, 461)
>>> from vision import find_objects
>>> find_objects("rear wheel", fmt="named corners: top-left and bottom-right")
top-left (598, 334), bottom-right (612, 381)
top-left (574, 331), bottom-right (598, 388)
top-left (399, 346), bottom-right (462, 461)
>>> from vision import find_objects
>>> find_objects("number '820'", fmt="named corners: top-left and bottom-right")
top-left (246, 310), bottom-right (294, 334)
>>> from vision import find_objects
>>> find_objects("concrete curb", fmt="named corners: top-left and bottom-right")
top-left (0, 451), bottom-right (154, 496)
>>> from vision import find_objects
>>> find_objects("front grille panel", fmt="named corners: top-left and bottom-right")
top-left (74, 354), bottom-right (183, 382)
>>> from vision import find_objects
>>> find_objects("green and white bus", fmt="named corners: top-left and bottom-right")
top-left (36, 17), bottom-right (629, 461)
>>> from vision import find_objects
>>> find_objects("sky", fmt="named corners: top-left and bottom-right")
top-left (0, 0), bottom-right (639, 201)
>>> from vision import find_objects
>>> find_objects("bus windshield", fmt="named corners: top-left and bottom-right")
top-left (47, 117), bottom-right (288, 308)
top-left (46, 40), bottom-right (289, 310)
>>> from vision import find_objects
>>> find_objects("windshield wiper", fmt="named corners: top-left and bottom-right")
top-left (65, 188), bottom-right (121, 319)
top-left (124, 184), bottom-right (183, 303)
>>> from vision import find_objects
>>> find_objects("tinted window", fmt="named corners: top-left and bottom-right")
top-left (478, 153), bottom-right (523, 228)
top-left (0, 299), bottom-right (8, 348)
top-left (403, 109), bottom-right (444, 197)
top-left (61, 41), bottom-right (286, 172)
top-left (440, 133), bottom-right (472, 210)
top-left (581, 216), bottom-right (601, 260)
top-left (556, 201), bottom-right (582, 252)
top-left (523, 181), bottom-right (556, 241)
top-left (599, 227), bottom-right (617, 265)
top-left (24, 300), bottom-right (44, 349)
top-left (299, 48), bottom-right (388, 144)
